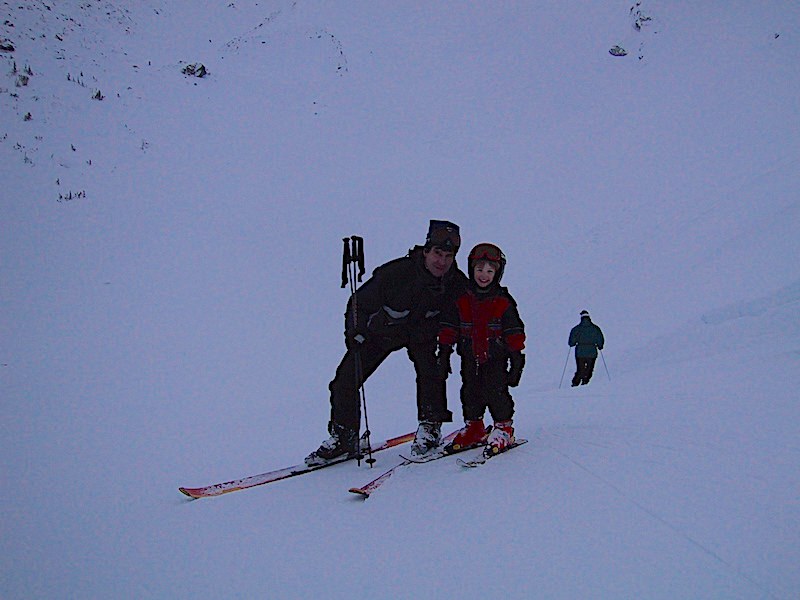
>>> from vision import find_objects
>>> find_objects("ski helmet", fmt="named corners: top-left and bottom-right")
top-left (468, 243), bottom-right (506, 285)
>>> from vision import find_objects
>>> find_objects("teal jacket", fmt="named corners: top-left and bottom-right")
top-left (568, 317), bottom-right (604, 358)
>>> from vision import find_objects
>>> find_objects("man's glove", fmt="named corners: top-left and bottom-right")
top-left (507, 351), bottom-right (525, 387)
top-left (436, 344), bottom-right (453, 380)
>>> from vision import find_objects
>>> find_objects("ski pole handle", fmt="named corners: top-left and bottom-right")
top-left (341, 238), bottom-right (352, 288)
top-left (351, 235), bottom-right (365, 282)
top-left (342, 236), bottom-right (365, 287)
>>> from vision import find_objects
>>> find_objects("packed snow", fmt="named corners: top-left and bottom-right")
top-left (2, 2), bottom-right (798, 598)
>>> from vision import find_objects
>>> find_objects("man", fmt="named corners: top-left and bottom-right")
top-left (568, 310), bottom-right (605, 386)
top-left (306, 220), bottom-right (468, 466)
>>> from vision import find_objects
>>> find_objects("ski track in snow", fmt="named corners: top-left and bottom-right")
top-left (548, 445), bottom-right (780, 599)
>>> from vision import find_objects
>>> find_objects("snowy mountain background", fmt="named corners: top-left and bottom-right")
top-left (2, 1), bottom-right (799, 598)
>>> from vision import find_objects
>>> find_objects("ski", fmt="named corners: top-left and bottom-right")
top-left (398, 438), bottom-right (490, 464)
top-left (349, 430), bottom-right (485, 498)
top-left (347, 465), bottom-right (399, 498)
top-left (179, 431), bottom-right (415, 499)
top-left (457, 438), bottom-right (528, 468)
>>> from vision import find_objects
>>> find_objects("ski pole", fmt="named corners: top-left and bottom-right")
top-left (558, 347), bottom-right (571, 389)
top-left (342, 236), bottom-right (375, 465)
top-left (599, 348), bottom-right (611, 381)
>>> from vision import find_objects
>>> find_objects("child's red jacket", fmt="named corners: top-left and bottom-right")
top-left (438, 284), bottom-right (525, 364)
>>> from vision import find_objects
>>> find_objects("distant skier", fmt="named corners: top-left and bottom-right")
top-left (305, 220), bottom-right (468, 466)
top-left (437, 243), bottom-right (526, 455)
top-left (568, 310), bottom-right (604, 386)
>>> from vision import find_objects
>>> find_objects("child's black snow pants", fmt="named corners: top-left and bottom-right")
top-left (458, 354), bottom-right (514, 423)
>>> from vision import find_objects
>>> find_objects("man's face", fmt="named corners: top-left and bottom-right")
top-left (423, 246), bottom-right (455, 278)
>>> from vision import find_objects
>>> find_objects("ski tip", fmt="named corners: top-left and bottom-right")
top-left (178, 487), bottom-right (202, 499)
top-left (349, 487), bottom-right (370, 498)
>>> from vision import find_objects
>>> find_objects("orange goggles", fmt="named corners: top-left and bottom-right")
top-left (469, 243), bottom-right (504, 263)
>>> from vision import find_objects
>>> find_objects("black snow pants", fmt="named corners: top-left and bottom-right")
top-left (459, 355), bottom-right (514, 423)
top-left (328, 336), bottom-right (452, 431)
top-left (572, 356), bottom-right (597, 386)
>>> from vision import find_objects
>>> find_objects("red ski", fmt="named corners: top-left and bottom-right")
top-left (179, 431), bottom-right (415, 499)
top-left (349, 430), bottom-right (462, 498)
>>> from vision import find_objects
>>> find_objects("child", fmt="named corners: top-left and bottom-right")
top-left (437, 243), bottom-right (526, 455)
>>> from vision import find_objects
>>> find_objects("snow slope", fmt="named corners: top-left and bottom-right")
top-left (2, 2), bottom-right (798, 598)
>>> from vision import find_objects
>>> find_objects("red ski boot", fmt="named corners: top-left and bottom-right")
top-left (446, 419), bottom-right (488, 453)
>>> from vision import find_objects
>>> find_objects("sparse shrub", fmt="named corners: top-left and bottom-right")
top-left (182, 63), bottom-right (207, 78)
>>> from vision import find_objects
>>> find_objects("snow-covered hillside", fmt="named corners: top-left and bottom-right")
top-left (2, 2), bottom-right (798, 598)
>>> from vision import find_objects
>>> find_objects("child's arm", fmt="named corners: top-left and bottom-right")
top-left (502, 293), bottom-right (526, 387)
top-left (501, 294), bottom-right (525, 352)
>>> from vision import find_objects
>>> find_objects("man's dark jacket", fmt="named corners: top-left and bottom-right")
top-left (346, 245), bottom-right (468, 348)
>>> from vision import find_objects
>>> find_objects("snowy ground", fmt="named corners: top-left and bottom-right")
top-left (2, 2), bottom-right (799, 598)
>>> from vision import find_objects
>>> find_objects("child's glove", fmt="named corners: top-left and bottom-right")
top-left (436, 344), bottom-right (453, 380)
top-left (507, 351), bottom-right (525, 387)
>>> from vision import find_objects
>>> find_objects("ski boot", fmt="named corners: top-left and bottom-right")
top-left (484, 420), bottom-right (515, 457)
top-left (305, 422), bottom-right (358, 467)
top-left (410, 421), bottom-right (442, 457)
top-left (444, 419), bottom-right (488, 454)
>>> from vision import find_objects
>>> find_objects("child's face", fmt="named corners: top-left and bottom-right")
top-left (473, 261), bottom-right (497, 288)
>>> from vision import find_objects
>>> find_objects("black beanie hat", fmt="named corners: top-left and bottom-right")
top-left (425, 220), bottom-right (461, 253)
